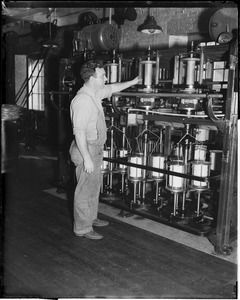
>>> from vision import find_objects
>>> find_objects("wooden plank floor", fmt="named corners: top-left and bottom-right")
top-left (1, 156), bottom-right (237, 298)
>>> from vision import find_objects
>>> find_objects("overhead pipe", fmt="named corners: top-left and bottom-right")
top-left (109, 7), bottom-right (112, 24)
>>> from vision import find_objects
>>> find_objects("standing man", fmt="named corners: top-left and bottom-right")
top-left (69, 60), bottom-right (139, 240)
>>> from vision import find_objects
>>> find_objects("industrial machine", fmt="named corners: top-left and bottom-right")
top-left (68, 14), bottom-right (237, 254)
top-left (94, 40), bottom-right (237, 247)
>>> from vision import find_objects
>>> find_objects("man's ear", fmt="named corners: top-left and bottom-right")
top-left (89, 75), bottom-right (95, 82)
top-left (90, 71), bottom-right (97, 80)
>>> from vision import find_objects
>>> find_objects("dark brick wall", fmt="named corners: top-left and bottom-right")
top-left (119, 7), bottom-right (211, 51)
top-left (3, 7), bottom-right (218, 56)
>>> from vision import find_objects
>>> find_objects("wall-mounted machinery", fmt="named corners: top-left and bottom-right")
top-left (73, 23), bottom-right (120, 56)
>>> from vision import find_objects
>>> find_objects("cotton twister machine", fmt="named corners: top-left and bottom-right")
top-left (97, 40), bottom-right (229, 236)
top-left (70, 10), bottom-right (237, 238)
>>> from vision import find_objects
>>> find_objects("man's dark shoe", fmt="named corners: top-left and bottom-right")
top-left (76, 230), bottom-right (103, 240)
top-left (93, 219), bottom-right (109, 227)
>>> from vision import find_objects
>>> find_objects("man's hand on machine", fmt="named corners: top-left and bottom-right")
top-left (84, 157), bottom-right (94, 173)
top-left (132, 76), bottom-right (141, 85)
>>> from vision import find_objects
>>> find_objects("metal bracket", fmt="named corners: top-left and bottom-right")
top-left (206, 95), bottom-right (227, 132)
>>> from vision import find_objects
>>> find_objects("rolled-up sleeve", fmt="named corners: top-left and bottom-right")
top-left (96, 85), bottom-right (113, 100)
top-left (70, 97), bottom-right (92, 135)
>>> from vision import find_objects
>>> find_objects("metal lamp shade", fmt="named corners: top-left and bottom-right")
top-left (140, 15), bottom-right (162, 34)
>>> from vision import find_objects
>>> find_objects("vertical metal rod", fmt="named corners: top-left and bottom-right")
top-left (173, 55), bottom-right (180, 85)
top-left (138, 181), bottom-right (141, 198)
top-left (199, 48), bottom-right (204, 85)
top-left (182, 190), bottom-right (186, 211)
top-left (142, 120), bottom-right (148, 198)
top-left (122, 127), bottom-right (126, 148)
top-left (107, 65), bottom-right (110, 83)
top-left (197, 191), bottom-right (201, 216)
top-left (178, 55), bottom-right (184, 85)
top-left (121, 173), bottom-right (125, 194)
top-left (109, 7), bottom-right (112, 24)
top-left (101, 174), bottom-right (104, 193)
top-left (133, 181), bottom-right (137, 204)
top-left (183, 124), bottom-right (190, 164)
top-left (159, 128), bottom-right (163, 153)
top-left (159, 187), bottom-right (163, 208)
top-left (155, 181), bottom-right (159, 203)
top-left (155, 51), bottom-right (160, 85)
top-left (118, 55), bottom-right (122, 82)
top-left (138, 58), bottom-right (142, 82)
top-left (109, 117), bottom-right (114, 190)
top-left (173, 193), bottom-right (178, 216)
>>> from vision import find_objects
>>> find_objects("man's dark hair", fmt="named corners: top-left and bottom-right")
top-left (80, 60), bottom-right (104, 82)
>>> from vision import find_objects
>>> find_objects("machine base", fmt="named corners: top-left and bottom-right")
top-left (100, 194), bottom-right (214, 237)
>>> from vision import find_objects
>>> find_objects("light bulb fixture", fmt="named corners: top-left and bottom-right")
top-left (138, 8), bottom-right (162, 35)
top-left (42, 12), bottom-right (58, 48)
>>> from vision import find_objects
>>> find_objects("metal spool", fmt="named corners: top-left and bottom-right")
top-left (127, 113), bottom-right (138, 126)
top-left (194, 144), bottom-right (207, 161)
top-left (149, 154), bottom-right (166, 181)
top-left (139, 60), bottom-right (156, 89)
top-left (116, 148), bottom-right (129, 172)
top-left (209, 150), bottom-right (223, 172)
top-left (166, 160), bottom-right (186, 192)
top-left (181, 57), bottom-right (200, 90)
top-left (191, 161), bottom-right (210, 190)
top-left (101, 148), bottom-right (111, 173)
top-left (106, 63), bottom-right (118, 83)
top-left (195, 127), bottom-right (210, 142)
top-left (128, 154), bottom-right (144, 182)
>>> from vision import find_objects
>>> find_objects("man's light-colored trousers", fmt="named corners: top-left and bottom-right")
top-left (70, 142), bottom-right (103, 235)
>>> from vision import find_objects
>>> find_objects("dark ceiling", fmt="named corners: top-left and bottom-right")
top-left (2, 1), bottom-right (237, 30)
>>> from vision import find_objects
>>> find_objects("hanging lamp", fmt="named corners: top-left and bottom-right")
top-left (138, 7), bottom-right (162, 34)
top-left (42, 8), bottom-right (58, 48)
